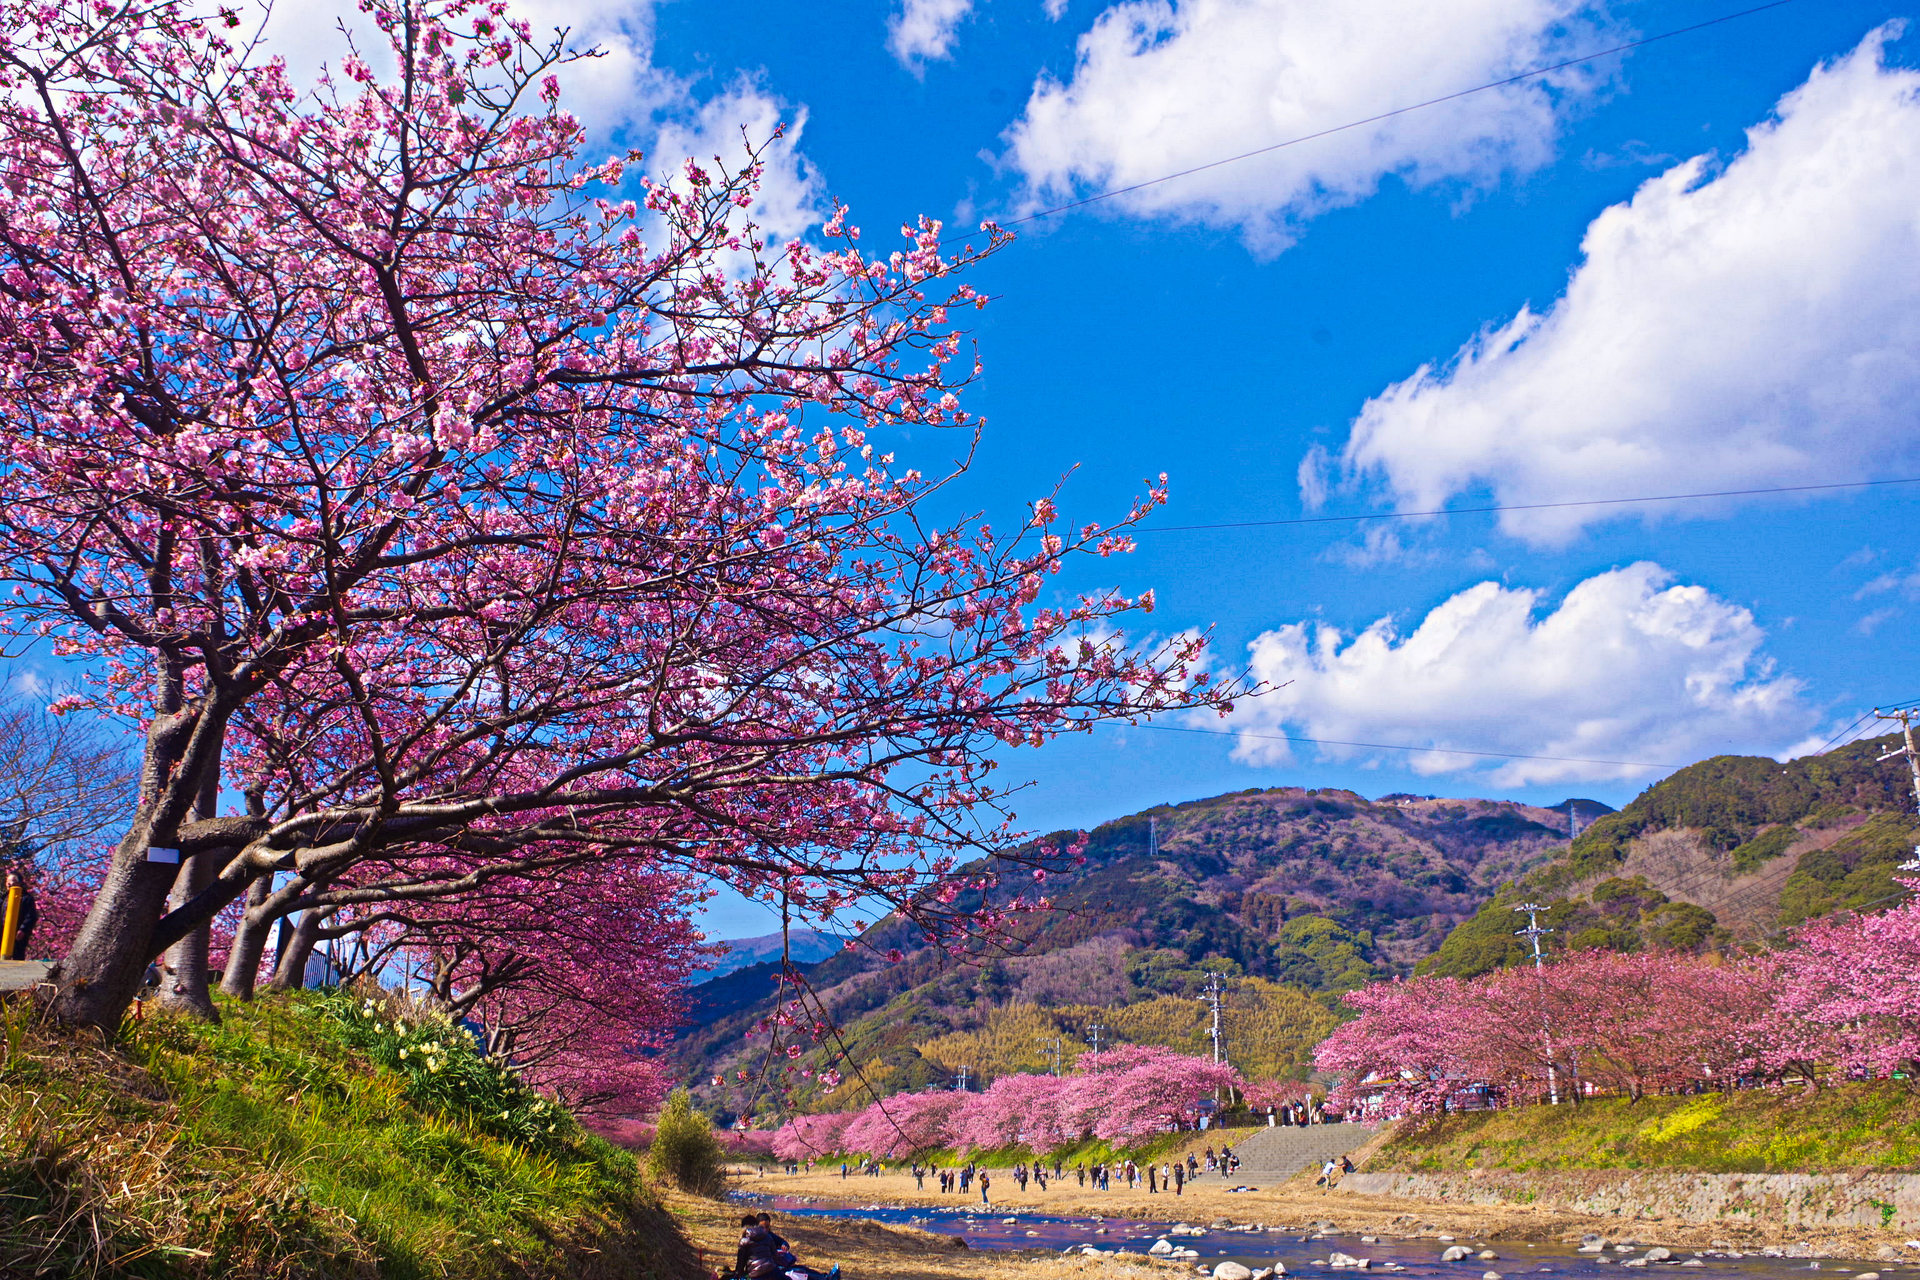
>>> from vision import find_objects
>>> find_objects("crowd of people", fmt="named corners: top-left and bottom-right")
top-left (868, 1145), bottom-right (1247, 1206)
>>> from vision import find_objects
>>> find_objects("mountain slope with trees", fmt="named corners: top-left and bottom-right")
top-left (1421, 734), bottom-right (1919, 978)
top-left (681, 785), bottom-right (1594, 1118)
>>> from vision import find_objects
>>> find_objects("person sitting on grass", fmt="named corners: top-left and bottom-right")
top-left (732, 1214), bottom-right (839, 1280)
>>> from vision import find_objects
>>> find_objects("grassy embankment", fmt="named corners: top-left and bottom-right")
top-left (1368, 1085), bottom-right (1920, 1174)
top-left (0, 987), bottom-right (699, 1279)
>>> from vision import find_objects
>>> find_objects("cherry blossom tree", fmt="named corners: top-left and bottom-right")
top-left (1772, 884), bottom-right (1920, 1079)
top-left (1072, 1046), bottom-right (1242, 1141)
top-left (948, 1071), bottom-right (1071, 1150)
top-left (1319, 951), bottom-right (1796, 1114)
top-left (376, 860), bottom-right (713, 1114)
top-left (1314, 976), bottom-right (1487, 1116)
top-left (770, 1111), bottom-right (852, 1161)
top-left (0, 0), bottom-right (1231, 1031)
top-left (839, 1088), bottom-right (969, 1159)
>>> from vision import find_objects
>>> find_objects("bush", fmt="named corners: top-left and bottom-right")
top-left (319, 987), bottom-right (576, 1150)
top-left (646, 1088), bottom-right (727, 1196)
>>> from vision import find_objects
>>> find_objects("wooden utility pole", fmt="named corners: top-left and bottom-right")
top-left (1874, 708), bottom-right (1920, 814)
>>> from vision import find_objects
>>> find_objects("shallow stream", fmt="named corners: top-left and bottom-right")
top-left (734, 1191), bottom-right (1903, 1280)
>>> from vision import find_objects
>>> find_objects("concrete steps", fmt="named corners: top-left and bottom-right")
top-left (0, 960), bottom-right (50, 991)
top-left (1225, 1124), bottom-right (1380, 1179)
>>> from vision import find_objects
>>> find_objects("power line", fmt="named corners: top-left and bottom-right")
top-left (1122, 699), bottom-right (1920, 775)
top-left (1125, 720), bottom-right (1685, 770)
top-left (1134, 476), bottom-right (1920, 536)
top-left (995, 0), bottom-right (1800, 231)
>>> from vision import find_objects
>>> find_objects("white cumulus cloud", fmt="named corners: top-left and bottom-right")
top-left (1336, 26), bottom-right (1920, 544)
top-left (888, 0), bottom-right (977, 67)
top-left (1004, 0), bottom-right (1608, 251)
top-left (1220, 563), bottom-right (1813, 786)
top-left (650, 83), bottom-right (824, 243)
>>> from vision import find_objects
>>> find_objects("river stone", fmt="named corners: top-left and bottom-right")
top-left (1251, 1270), bottom-right (1274, 1280)
top-left (1151, 1240), bottom-right (1176, 1256)
top-left (1621, 1261), bottom-right (1647, 1269)
top-left (1483, 1272), bottom-right (1503, 1279)
top-left (1855, 1272), bottom-right (1880, 1278)
top-left (1443, 1247), bottom-right (1473, 1262)
top-left (1579, 1247), bottom-right (1605, 1255)
top-left (1876, 1247), bottom-right (1901, 1262)
top-left (1479, 1252), bottom-right (1500, 1261)
top-left (1328, 1253), bottom-right (1369, 1269)
top-left (1215, 1264), bottom-right (1254, 1280)
top-left (1645, 1249), bottom-right (1672, 1262)
top-left (1681, 1262), bottom-right (1704, 1268)
top-left (1438, 1237), bottom-right (1456, 1244)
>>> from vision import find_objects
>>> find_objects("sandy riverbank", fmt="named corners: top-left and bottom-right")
top-left (728, 1167), bottom-right (1918, 1263)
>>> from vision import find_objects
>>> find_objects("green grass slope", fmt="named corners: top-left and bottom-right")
top-left (0, 989), bottom-right (698, 1280)
top-left (1369, 1085), bottom-right (1920, 1175)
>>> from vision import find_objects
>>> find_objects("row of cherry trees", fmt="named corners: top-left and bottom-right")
top-left (770, 1046), bottom-right (1243, 1159)
top-left (1315, 884), bottom-right (1920, 1115)
top-left (0, 0), bottom-right (1231, 1052)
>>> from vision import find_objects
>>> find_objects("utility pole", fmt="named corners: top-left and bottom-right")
top-left (1513, 903), bottom-right (1560, 1105)
top-left (1201, 972), bottom-right (1228, 1066)
top-left (1872, 709), bottom-right (1920, 873)
top-left (953, 1064), bottom-right (972, 1092)
top-left (1040, 1036), bottom-right (1063, 1076)
top-left (1086, 1022), bottom-right (1106, 1055)
top-left (1149, 817), bottom-right (1159, 859)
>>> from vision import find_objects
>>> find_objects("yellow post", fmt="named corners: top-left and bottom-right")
top-left (1, 885), bottom-right (18, 962)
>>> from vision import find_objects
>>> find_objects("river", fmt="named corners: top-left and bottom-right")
top-left (733, 1192), bottom-right (1885, 1280)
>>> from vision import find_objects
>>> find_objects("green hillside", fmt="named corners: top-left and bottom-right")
top-left (1, 989), bottom-right (692, 1279)
top-left (1371, 1082), bottom-right (1920, 1175)
top-left (1421, 734), bottom-right (1919, 978)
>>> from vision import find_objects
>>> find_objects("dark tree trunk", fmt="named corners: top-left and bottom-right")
top-left (219, 875), bottom-right (277, 1001)
top-left (45, 700), bottom-right (230, 1034)
top-left (155, 752), bottom-right (227, 1021)
top-left (44, 827), bottom-right (182, 1033)
top-left (156, 848), bottom-right (221, 1020)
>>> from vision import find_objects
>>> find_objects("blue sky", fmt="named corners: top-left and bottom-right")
top-left (267, 0), bottom-right (1920, 936)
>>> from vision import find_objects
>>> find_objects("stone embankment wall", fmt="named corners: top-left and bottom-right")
top-left (1340, 1170), bottom-right (1920, 1232)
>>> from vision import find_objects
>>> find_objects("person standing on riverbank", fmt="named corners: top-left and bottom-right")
top-left (979, 1171), bottom-right (990, 1207)
top-left (1173, 1162), bottom-right (1185, 1195)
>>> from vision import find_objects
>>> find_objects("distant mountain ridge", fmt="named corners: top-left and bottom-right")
top-left (677, 785), bottom-right (1598, 1118)
top-left (674, 741), bottom-right (1917, 1125)
top-left (699, 929), bottom-right (839, 981)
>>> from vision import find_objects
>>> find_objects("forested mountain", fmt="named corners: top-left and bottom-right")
top-left (1420, 733), bottom-right (1919, 978)
top-left (678, 785), bottom-right (1588, 1119)
top-left (678, 738), bottom-right (1918, 1123)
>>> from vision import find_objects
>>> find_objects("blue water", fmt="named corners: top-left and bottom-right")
top-left (732, 1190), bottom-right (1887, 1278)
